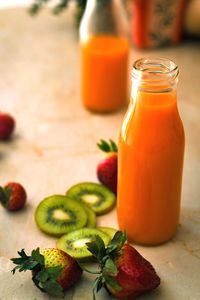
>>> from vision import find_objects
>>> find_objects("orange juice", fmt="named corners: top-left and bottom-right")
top-left (80, 35), bottom-right (129, 113)
top-left (117, 58), bottom-right (185, 245)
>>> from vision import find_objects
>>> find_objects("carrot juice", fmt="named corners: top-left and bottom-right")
top-left (117, 58), bottom-right (185, 245)
top-left (80, 35), bottom-right (129, 113)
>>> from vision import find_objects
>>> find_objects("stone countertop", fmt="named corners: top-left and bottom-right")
top-left (0, 7), bottom-right (200, 300)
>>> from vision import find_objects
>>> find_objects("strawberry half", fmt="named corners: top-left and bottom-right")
top-left (0, 112), bottom-right (15, 140)
top-left (11, 247), bottom-right (83, 297)
top-left (86, 231), bottom-right (160, 300)
top-left (0, 182), bottom-right (27, 211)
top-left (97, 139), bottom-right (118, 194)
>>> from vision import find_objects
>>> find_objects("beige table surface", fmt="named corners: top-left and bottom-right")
top-left (0, 7), bottom-right (200, 300)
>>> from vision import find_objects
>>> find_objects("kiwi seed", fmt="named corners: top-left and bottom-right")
top-left (35, 195), bottom-right (87, 236)
top-left (56, 228), bottom-right (110, 260)
top-left (66, 182), bottom-right (116, 215)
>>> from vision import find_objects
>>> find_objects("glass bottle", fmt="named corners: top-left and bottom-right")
top-left (79, 0), bottom-right (129, 113)
top-left (117, 57), bottom-right (185, 245)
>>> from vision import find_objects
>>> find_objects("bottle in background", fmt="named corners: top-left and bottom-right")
top-left (131, 0), bottom-right (187, 48)
top-left (79, 0), bottom-right (130, 113)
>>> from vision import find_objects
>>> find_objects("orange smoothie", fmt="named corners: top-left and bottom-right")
top-left (80, 35), bottom-right (129, 113)
top-left (117, 87), bottom-right (185, 245)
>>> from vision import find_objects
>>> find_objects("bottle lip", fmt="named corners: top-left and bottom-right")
top-left (132, 57), bottom-right (179, 85)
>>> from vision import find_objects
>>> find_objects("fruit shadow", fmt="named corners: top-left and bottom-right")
top-left (0, 133), bottom-right (21, 159)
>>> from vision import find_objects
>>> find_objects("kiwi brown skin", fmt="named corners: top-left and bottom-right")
top-left (35, 195), bottom-right (88, 236)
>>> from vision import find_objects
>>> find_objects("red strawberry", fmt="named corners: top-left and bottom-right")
top-left (86, 231), bottom-right (160, 300)
top-left (97, 139), bottom-right (118, 194)
top-left (11, 247), bottom-right (83, 297)
top-left (0, 112), bottom-right (15, 139)
top-left (0, 182), bottom-right (27, 211)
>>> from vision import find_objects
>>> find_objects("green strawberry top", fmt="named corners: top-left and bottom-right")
top-left (97, 139), bottom-right (118, 153)
top-left (86, 231), bottom-right (127, 300)
top-left (11, 247), bottom-right (83, 297)
top-left (11, 248), bottom-right (64, 297)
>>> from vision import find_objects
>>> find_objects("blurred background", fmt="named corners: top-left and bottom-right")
top-left (1, 0), bottom-right (200, 39)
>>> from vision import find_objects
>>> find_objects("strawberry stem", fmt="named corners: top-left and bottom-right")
top-left (78, 263), bottom-right (101, 275)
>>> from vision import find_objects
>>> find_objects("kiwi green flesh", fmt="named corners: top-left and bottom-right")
top-left (66, 182), bottom-right (116, 215)
top-left (80, 202), bottom-right (96, 228)
top-left (35, 195), bottom-right (87, 236)
top-left (97, 227), bottom-right (117, 240)
top-left (56, 228), bottom-right (110, 260)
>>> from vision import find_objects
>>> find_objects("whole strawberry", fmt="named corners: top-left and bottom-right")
top-left (86, 231), bottom-right (160, 300)
top-left (0, 112), bottom-right (15, 139)
top-left (97, 139), bottom-right (118, 194)
top-left (0, 182), bottom-right (27, 211)
top-left (11, 247), bottom-right (83, 297)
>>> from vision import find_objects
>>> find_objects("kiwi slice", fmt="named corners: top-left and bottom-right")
top-left (56, 228), bottom-right (110, 260)
top-left (98, 227), bottom-right (117, 240)
top-left (35, 195), bottom-right (87, 236)
top-left (66, 182), bottom-right (116, 215)
top-left (81, 202), bottom-right (96, 228)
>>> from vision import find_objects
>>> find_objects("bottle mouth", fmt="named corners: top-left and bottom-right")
top-left (132, 57), bottom-right (179, 89)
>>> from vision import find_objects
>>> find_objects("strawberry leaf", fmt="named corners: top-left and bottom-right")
top-left (0, 186), bottom-right (9, 205)
top-left (109, 140), bottom-right (118, 152)
top-left (103, 258), bottom-right (118, 276)
top-left (93, 276), bottom-right (103, 300)
top-left (104, 275), bottom-right (122, 292)
top-left (106, 230), bottom-right (127, 255)
top-left (97, 140), bottom-right (111, 153)
top-left (11, 249), bottom-right (42, 274)
top-left (97, 139), bottom-right (118, 153)
top-left (35, 269), bottom-right (49, 283)
top-left (46, 266), bottom-right (64, 278)
top-left (86, 235), bottom-right (105, 262)
top-left (31, 248), bottom-right (45, 266)
top-left (42, 279), bottom-right (64, 297)
top-left (33, 265), bottom-right (64, 296)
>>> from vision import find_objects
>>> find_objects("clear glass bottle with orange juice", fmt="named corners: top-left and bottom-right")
top-left (117, 58), bottom-right (185, 245)
top-left (79, 0), bottom-right (129, 113)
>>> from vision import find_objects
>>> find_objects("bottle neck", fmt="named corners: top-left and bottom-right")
top-left (131, 58), bottom-right (178, 108)
top-left (132, 57), bottom-right (178, 93)
top-left (80, 0), bottom-right (128, 41)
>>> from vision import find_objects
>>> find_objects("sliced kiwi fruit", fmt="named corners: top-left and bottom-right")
top-left (35, 195), bottom-right (87, 236)
top-left (66, 182), bottom-right (116, 215)
top-left (56, 228), bottom-right (110, 260)
top-left (80, 202), bottom-right (96, 228)
top-left (97, 227), bottom-right (117, 240)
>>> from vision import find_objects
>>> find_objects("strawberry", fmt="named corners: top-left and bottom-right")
top-left (86, 231), bottom-right (160, 300)
top-left (0, 112), bottom-right (15, 139)
top-left (11, 247), bottom-right (83, 297)
top-left (0, 182), bottom-right (27, 211)
top-left (97, 139), bottom-right (118, 194)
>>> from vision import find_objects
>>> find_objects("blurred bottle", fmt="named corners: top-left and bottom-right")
top-left (131, 0), bottom-right (187, 48)
top-left (80, 0), bottom-right (130, 113)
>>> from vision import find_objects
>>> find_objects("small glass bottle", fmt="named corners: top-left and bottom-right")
top-left (79, 0), bottom-right (129, 113)
top-left (117, 57), bottom-right (185, 245)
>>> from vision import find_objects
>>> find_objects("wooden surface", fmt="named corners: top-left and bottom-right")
top-left (0, 7), bottom-right (200, 300)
